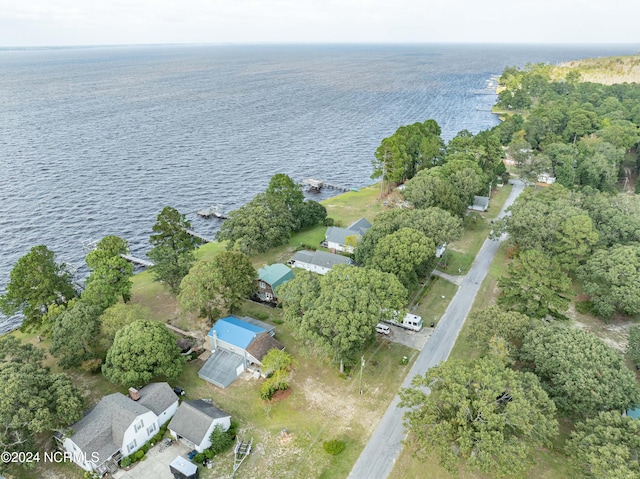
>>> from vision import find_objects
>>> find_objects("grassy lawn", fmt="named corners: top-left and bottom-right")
top-left (322, 184), bottom-right (383, 225)
top-left (412, 277), bottom-right (458, 328)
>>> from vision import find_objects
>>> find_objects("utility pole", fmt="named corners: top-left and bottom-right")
top-left (359, 356), bottom-right (365, 394)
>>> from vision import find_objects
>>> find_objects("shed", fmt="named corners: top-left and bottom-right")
top-left (169, 456), bottom-right (199, 479)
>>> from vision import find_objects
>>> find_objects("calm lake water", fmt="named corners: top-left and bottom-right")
top-left (1, 43), bottom-right (638, 332)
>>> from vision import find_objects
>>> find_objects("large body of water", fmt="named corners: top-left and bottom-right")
top-left (1, 43), bottom-right (638, 332)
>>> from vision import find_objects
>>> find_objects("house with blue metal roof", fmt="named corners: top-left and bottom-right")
top-left (199, 316), bottom-right (283, 388)
top-left (256, 263), bottom-right (294, 303)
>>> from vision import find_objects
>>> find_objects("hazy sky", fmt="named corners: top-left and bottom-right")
top-left (0, 0), bottom-right (638, 47)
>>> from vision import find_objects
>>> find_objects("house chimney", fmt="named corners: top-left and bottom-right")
top-left (129, 387), bottom-right (140, 401)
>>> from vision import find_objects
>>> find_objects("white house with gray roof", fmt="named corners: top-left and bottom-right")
top-left (56, 382), bottom-right (178, 475)
top-left (323, 217), bottom-right (372, 253)
top-left (168, 400), bottom-right (231, 452)
top-left (288, 249), bottom-right (353, 275)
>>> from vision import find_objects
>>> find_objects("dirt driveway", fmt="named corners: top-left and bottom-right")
top-left (112, 441), bottom-right (192, 479)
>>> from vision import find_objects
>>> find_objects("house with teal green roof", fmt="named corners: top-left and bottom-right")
top-left (256, 263), bottom-right (294, 303)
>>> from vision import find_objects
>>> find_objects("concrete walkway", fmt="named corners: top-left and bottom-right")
top-left (431, 269), bottom-right (465, 285)
top-left (348, 180), bottom-right (524, 479)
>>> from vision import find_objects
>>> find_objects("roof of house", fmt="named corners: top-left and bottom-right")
top-left (208, 316), bottom-right (266, 350)
top-left (136, 382), bottom-right (177, 417)
top-left (325, 218), bottom-right (371, 246)
top-left (246, 332), bottom-right (285, 363)
top-left (347, 217), bottom-right (372, 235)
top-left (69, 393), bottom-right (150, 464)
top-left (325, 226), bottom-right (361, 246)
top-left (168, 400), bottom-right (230, 446)
top-left (258, 263), bottom-right (294, 290)
top-left (291, 250), bottom-right (352, 269)
top-left (198, 349), bottom-right (245, 388)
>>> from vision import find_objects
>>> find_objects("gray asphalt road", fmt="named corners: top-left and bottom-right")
top-left (348, 180), bottom-right (525, 479)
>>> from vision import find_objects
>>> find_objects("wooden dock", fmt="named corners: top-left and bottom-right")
top-left (185, 229), bottom-right (216, 244)
top-left (120, 254), bottom-right (154, 268)
top-left (302, 178), bottom-right (353, 192)
top-left (197, 204), bottom-right (228, 219)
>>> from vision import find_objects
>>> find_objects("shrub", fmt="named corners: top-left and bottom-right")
top-left (133, 449), bottom-right (145, 462)
top-left (575, 300), bottom-right (595, 315)
top-left (120, 456), bottom-right (132, 468)
top-left (80, 358), bottom-right (103, 374)
top-left (204, 449), bottom-right (214, 459)
top-left (323, 440), bottom-right (345, 455)
top-left (209, 424), bottom-right (234, 455)
top-left (323, 217), bottom-right (335, 226)
top-left (228, 420), bottom-right (239, 439)
top-left (261, 369), bottom-right (289, 400)
top-left (194, 453), bottom-right (205, 464)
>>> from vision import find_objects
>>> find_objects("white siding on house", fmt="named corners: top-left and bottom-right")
top-left (290, 260), bottom-right (331, 275)
top-left (120, 411), bottom-right (157, 456)
top-left (195, 416), bottom-right (232, 452)
top-left (156, 400), bottom-right (179, 427)
top-left (61, 439), bottom-right (92, 472)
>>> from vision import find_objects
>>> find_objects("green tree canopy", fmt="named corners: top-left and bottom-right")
top-left (261, 348), bottom-right (293, 374)
top-left (492, 185), bottom-right (596, 270)
top-left (580, 190), bottom-right (640, 247)
top-left (148, 206), bottom-right (200, 293)
top-left (577, 244), bottom-right (640, 320)
top-left (371, 120), bottom-right (444, 188)
top-left (49, 301), bottom-right (102, 368)
top-left (0, 336), bottom-right (84, 456)
top-left (355, 207), bottom-right (462, 266)
top-left (178, 251), bottom-right (257, 321)
top-left (99, 302), bottom-right (152, 351)
top-left (627, 325), bottom-right (640, 370)
top-left (0, 245), bottom-right (76, 327)
top-left (265, 173), bottom-right (304, 211)
top-left (102, 319), bottom-right (185, 387)
top-left (520, 325), bottom-right (640, 417)
top-left (566, 411), bottom-right (640, 479)
top-left (370, 227), bottom-right (435, 288)
top-left (467, 305), bottom-right (541, 355)
top-left (83, 235), bottom-right (134, 309)
top-left (150, 206), bottom-right (201, 253)
top-left (403, 160), bottom-right (486, 217)
top-left (498, 249), bottom-right (572, 318)
top-left (216, 192), bottom-right (295, 254)
top-left (279, 265), bottom-right (407, 369)
top-left (399, 356), bottom-right (558, 478)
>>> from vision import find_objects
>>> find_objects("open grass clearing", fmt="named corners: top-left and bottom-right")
top-left (412, 277), bottom-right (458, 328)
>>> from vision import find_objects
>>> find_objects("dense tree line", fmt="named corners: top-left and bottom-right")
top-left (496, 63), bottom-right (640, 192)
top-left (216, 173), bottom-right (326, 254)
top-left (401, 62), bottom-right (640, 478)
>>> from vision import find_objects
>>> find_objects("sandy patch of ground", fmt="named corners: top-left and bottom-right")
top-left (567, 302), bottom-right (634, 353)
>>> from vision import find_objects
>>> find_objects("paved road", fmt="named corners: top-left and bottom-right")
top-left (348, 180), bottom-right (525, 479)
